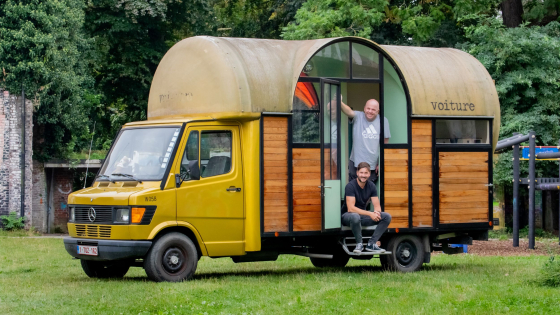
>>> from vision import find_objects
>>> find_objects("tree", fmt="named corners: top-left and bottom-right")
top-left (460, 18), bottom-right (560, 185)
top-left (0, 0), bottom-right (96, 160)
top-left (501, 0), bottom-right (523, 28)
top-left (282, 0), bottom-right (499, 46)
top-left (214, 0), bottom-right (305, 39)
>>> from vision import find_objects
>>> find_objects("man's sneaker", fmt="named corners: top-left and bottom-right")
top-left (365, 243), bottom-right (386, 253)
top-left (353, 243), bottom-right (364, 253)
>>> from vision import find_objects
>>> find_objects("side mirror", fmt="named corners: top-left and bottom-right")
top-left (188, 160), bottom-right (200, 180)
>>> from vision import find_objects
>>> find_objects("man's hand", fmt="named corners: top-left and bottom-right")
top-left (370, 211), bottom-right (381, 222)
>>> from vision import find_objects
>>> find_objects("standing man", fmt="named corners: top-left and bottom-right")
top-left (341, 99), bottom-right (390, 182)
top-left (341, 162), bottom-right (392, 253)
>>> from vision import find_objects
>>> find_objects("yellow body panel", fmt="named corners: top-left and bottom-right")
top-left (67, 117), bottom-right (260, 258)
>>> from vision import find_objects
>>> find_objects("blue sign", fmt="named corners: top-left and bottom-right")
top-left (521, 147), bottom-right (559, 160)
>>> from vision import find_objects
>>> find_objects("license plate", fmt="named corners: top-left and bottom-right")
top-left (77, 245), bottom-right (98, 256)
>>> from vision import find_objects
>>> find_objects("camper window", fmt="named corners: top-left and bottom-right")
top-left (435, 120), bottom-right (489, 144)
top-left (351, 43), bottom-right (379, 79)
top-left (303, 42), bottom-right (350, 78)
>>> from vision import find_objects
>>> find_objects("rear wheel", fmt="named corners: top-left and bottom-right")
top-left (143, 232), bottom-right (198, 282)
top-left (80, 259), bottom-right (130, 278)
top-left (381, 234), bottom-right (424, 272)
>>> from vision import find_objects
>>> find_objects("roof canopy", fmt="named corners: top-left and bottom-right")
top-left (148, 36), bottom-right (500, 142)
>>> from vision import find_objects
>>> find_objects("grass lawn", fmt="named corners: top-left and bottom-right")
top-left (1, 237), bottom-right (559, 314)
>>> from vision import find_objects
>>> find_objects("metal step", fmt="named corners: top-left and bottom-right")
top-left (340, 239), bottom-right (392, 256)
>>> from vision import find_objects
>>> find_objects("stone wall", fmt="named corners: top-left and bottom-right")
top-left (32, 160), bottom-right (47, 232)
top-left (0, 89), bottom-right (33, 228)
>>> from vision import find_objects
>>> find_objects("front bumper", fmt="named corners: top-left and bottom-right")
top-left (63, 237), bottom-right (152, 261)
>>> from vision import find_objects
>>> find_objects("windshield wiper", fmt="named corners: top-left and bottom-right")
top-left (111, 173), bottom-right (143, 183)
top-left (96, 174), bottom-right (110, 180)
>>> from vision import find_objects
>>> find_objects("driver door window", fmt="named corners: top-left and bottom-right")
top-left (179, 131), bottom-right (199, 181)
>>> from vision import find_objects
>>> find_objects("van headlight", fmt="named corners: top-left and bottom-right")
top-left (69, 207), bottom-right (75, 222)
top-left (114, 208), bottom-right (130, 223)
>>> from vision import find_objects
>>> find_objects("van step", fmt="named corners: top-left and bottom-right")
top-left (340, 239), bottom-right (392, 256)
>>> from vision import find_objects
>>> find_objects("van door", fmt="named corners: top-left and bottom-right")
top-left (320, 79), bottom-right (342, 231)
top-left (175, 126), bottom-right (244, 256)
top-left (434, 119), bottom-right (492, 227)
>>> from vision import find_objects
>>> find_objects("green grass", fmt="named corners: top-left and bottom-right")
top-left (0, 228), bottom-right (41, 237)
top-left (1, 238), bottom-right (559, 314)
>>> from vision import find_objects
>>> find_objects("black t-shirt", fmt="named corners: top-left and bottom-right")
top-left (341, 179), bottom-right (378, 214)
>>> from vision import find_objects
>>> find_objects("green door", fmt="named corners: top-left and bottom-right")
top-left (320, 79), bottom-right (342, 231)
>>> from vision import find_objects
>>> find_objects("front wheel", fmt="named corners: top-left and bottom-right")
top-left (143, 232), bottom-right (198, 282)
top-left (380, 234), bottom-right (424, 272)
top-left (80, 259), bottom-right (130, 278)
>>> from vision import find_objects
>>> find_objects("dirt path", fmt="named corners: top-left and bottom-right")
top-left (465, 239), bottom-right (560, 256)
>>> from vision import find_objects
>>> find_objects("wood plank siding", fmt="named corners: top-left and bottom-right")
top-left (262, 116), bottom-right (289, 232)
top-left (293, 148), bottom-right (322, 231)
top-left (383, 148), bottom-right (409, 228)
top-left (438, 152), bottom-right (489, 223)
top-left (411, 120), bottom-right (433, 227)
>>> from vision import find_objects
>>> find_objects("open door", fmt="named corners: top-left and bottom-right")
top-left (320, 79), bottom-right (342, 231)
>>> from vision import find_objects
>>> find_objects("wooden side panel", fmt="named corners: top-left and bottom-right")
top-left (384, 148), bottom-right (409, 228)
top-left (293, 148), bottom-right (321, 231)
top-left (438, 152), bottom-right (489, 223)
top-left (263, 117), bottom-right (289, 232)
top-left (411, 120), bottom-right (433, 227)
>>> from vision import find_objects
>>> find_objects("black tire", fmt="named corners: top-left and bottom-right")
top-left (381, 234), bottom-right (424, 272)
top-left (80, 259), bottom-right (130, 278)
top-left (143, 232), bottom-right (198, 282)
top-left (309, 246), bottom-right (350, 268)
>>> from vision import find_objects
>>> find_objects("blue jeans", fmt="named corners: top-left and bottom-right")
top-left (341, 212), bottom-right (392, 245)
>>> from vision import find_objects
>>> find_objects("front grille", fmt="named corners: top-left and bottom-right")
top-left (75, 206), bottom-right (113, 223)
top-left (75, 225), bottom-right (112, 238)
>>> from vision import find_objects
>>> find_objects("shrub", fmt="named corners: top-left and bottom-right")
top-left (0, 212), bottom-right (26, 231)
top-left (536, 256), bottom-right (560, 287)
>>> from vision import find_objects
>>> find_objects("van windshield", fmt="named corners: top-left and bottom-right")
top-left (99, 127), bottom-right (181, 181)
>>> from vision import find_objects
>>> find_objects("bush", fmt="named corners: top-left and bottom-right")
top-left (536, 256), bottom-right (560, 287)
top-left (0, 212), bottom-right (26, 231)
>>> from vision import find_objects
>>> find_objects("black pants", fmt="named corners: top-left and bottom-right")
top-left (348, 160), bottom-right (378, 183)
top-left (341, 212), bottom-right (392, 245)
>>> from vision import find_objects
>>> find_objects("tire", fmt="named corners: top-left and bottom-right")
top-left (143, 232), bottom-right (198, 282)
top-left (309, 246), bottom-right (350, 268)
top-left (80, 259), bottom-right (130, 278)
top-left (381, 234), bottom-right (424, 272)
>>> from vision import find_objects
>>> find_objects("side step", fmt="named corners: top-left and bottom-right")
top-left (340, 238), bottom-right (392, 256)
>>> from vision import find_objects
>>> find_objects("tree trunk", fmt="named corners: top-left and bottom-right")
top-left (501, 0), bottom-right (523, 28)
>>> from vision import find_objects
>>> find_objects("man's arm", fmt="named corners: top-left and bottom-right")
top-left (346, 196), bottom-right (377, 219)
top-left (384, 138), bottom-right (389, 144)
top-left (340, 98), bottom-right (355, 119)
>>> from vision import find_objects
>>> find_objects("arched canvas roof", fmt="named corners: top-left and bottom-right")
top-left (148, 36), bottom-right (500, 145)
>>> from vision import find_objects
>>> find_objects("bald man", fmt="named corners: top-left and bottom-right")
top-left (341, 99), bottom-right (390, 182)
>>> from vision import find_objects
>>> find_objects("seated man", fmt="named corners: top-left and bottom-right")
top-left (341, 162), bottom-right (392, 253)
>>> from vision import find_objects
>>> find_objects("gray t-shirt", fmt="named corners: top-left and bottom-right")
top-left (349, 111), bottom-right (390, 169)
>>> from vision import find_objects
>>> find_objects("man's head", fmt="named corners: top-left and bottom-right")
top-left (356, 162), bottom-right (371, 183)
top-left (364, 99), bottom-right (379, 121)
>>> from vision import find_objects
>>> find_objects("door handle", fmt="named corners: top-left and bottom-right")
top-left (484, 183), bottom-right (494, 187)
top-left (227, 186), bottom-right (241, 192)
top-left (317, 186), bottom-right (332, 189)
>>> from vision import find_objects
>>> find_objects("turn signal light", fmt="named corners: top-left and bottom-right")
top-left (131, 207), bottom-right (146, 223)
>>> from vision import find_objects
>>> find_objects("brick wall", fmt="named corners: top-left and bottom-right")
top-left (0, 89), bottom-right (33, 228)
top-left (32, 160), bottom-right (47, 232)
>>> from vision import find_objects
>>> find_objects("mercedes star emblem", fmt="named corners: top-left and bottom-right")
top-left (88, 207), bottom-right (96, 222)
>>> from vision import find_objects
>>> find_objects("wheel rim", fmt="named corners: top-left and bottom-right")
top-left (162, 247), bottom-right (187, 274)
top-left (396, 240), bottom-right (417, 267)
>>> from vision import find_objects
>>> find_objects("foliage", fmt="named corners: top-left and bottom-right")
top-left (460, 19), bottom-right (560, 186)
top-left (536, 256), bottom-right (560, 287)
top-left (214, 0), bottom-right (304, 38)
top-left (281, 0), bottom-right (499, 45)
top-left (0, 212), bottom-right (26, 231)
top-left (0, 0), bottom-right (98, 160)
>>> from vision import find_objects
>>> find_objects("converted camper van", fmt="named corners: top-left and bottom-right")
top-left (64, 36), bottom-right (500, 282)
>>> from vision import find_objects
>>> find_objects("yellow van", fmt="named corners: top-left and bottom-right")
top-left (64, 36), bottom-right (500, 282)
